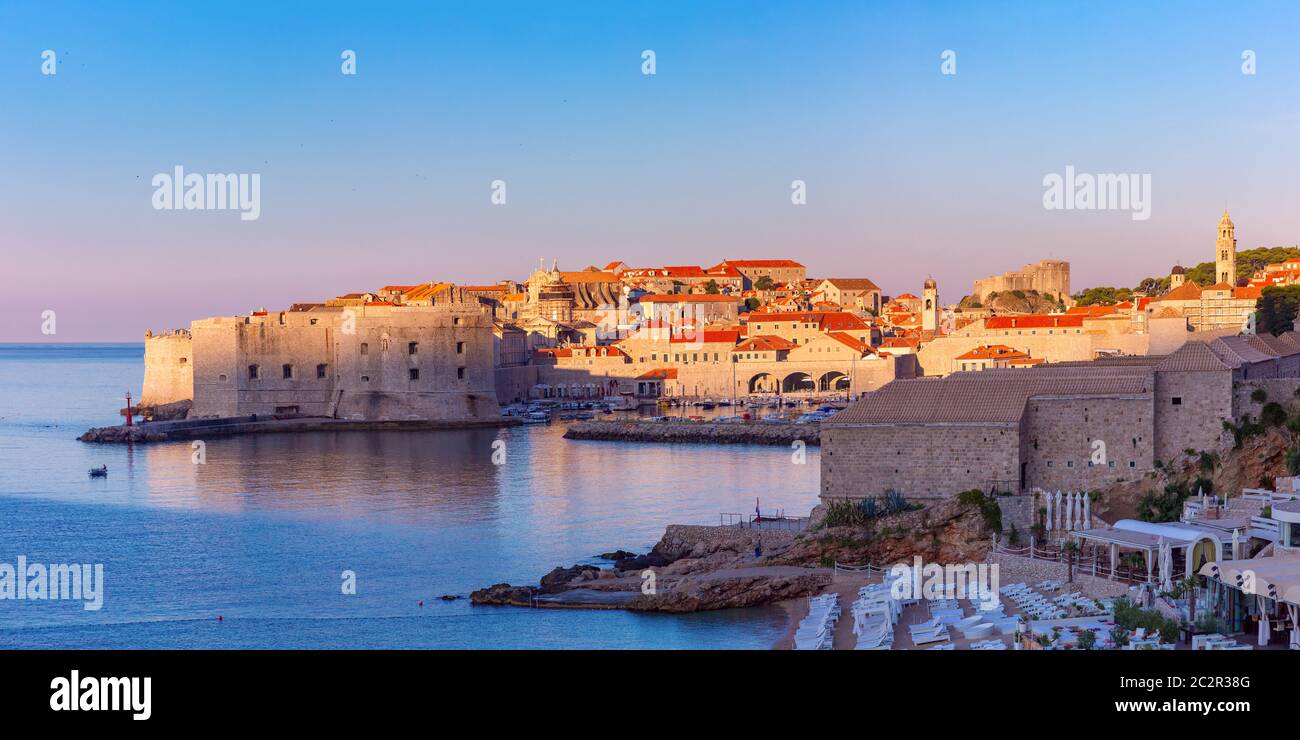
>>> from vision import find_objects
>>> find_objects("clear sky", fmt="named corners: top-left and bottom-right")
top-left (3, 1), bottom-right (1299, 341)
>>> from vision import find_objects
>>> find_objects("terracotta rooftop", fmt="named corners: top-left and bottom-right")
top-left (955, 344), bottom-right (1029, 361)
top-left (820, 277), bottom-right (881, 291)
top-left (733, 335), bottom-right (798, 352)
top-left (984, 315), bottom-right (1085, 329)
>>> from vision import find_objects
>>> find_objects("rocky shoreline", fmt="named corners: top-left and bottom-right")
top-left (471, 524), bottom-right (831, 613)
top-left (471, 496), bottom-right (997, 621)
top-left (563, 419), bottom-right (820, 446)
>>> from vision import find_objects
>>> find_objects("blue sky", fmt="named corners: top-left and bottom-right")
top-left (2, 1), bottom-right (1299, 340)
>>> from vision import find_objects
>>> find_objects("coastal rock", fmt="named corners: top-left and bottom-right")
top-left (539, 564), bottom-right (602, 593)
top-left (626, 570), bottom-right (831, 613)
top-left (469, 583), bottom-right (536, 607)
top-left (78, 425), bottom-right (169, 443)
top-left (598, 550), bottom-right (637, 561)
top-left (137, 399), bottom-right (192, 422)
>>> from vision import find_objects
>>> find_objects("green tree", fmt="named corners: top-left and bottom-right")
top-left (1257, 285), bottom-right (1300, 335)
top-left (703, 279), bottom-right (720, 295)
top-left (754, 275), bottom-right (774, 291)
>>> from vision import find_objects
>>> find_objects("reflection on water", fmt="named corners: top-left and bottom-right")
top-left (0, 345), bottom-right (818, 648)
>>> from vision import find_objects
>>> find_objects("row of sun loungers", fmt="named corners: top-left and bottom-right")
top-left (853, 576), bottom-right (911, 650)
top-left (1191, 633), bottom-right (1253, 650)
top-left (794, 593), bottom-right (840, 650)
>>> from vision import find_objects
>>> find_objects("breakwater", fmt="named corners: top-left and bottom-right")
top-left (563, 419), bottom-right (820, 446)
top-left (79, 415), bottom-right (519, 443)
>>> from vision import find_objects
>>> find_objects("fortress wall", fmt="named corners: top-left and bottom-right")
top-left (190, 306), bottom-right (500, 422)
top-left (141, 331), bottom-right (194, 406)
top-left (1020, 393), bottom-right (1154, 491)
top-left (821, 423), bottom-right (1020, 502)
top-left (1153, 369), bottom-right (1233, 465)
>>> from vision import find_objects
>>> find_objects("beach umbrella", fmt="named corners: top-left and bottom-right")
top-left (1055, 490), bottom-right (1063, 530)
top-left (1044, 493), bottom-right (1053, 533)
top-left (1083, 492), bottom-right (1091, 528)
top-left (1066, 492), bottom-right (1074, 530)
top-left (1232, 528), bottom-right (1242, 560)
top-left (1258, 596), bottom-right (1271, 647)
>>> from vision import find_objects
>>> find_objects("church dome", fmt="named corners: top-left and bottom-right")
top-left (1170, 264), bottom-right (1185, 275)
top-left (923, 277), bottom-right (937, 290)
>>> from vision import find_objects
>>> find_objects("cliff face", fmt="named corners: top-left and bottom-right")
top-left (772, 499), bottom-right (993, 568)
top-left (1089, 424), bottom-right (1290, 524)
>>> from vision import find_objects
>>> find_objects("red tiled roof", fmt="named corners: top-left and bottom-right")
top-left (638, 294), bottom-right (742, 303)
top-left (984, 315), bottom-right (1084, 329)
top-left (669, 330), bottom-right (741, 345)
top-left (955, 344), bottom-right (1030, 361)
top-left (820, 277), bottom-right (881, 291)
top-left (637, 368), bottom-right (678, 380)
top-left (744, 311), bottom-right (869, 331)
top-left (711, 259), bottom-right (804, 269)
top-left (733, 335), bottom-right (797, 352)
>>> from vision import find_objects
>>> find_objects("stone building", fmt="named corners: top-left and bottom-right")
top-left (185, 302), bottom-right (499, 422)
top-left (140, 329), bottom-right (193, 407)
top-left (821, 335), bottom-right (1300, 502)
top-left (708, 259), bottom-right (806, 290)
top-left (813, 278), bottom-right (882, 315)
top-left (971, 259), bottom-right (1071, 305)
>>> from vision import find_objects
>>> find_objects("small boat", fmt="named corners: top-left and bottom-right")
top-left (521, 411), bottom-right (552, 424)
top-left (88, 465), bottom-right (108, 478)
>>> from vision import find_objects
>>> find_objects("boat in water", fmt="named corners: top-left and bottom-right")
top-left (88, 465), bottom-right (108, 478)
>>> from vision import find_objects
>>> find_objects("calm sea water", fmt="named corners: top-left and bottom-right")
top-left (0, 344), bottom-right (819, 649)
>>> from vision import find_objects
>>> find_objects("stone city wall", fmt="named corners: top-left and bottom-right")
top-left (820, 423), bottom-right (1020, 502)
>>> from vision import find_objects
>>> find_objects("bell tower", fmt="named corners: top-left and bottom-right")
top-left (1215, 210), bottom-right (1236, 285)
top-left (922, 277), bottom-right (938, 334)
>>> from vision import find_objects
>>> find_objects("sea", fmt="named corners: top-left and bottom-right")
top-left (0, 344), bottom-right (820, 649)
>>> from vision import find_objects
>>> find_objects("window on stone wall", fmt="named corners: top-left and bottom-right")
top-left (409, 342), bottom-right (418, 355)
top-left (409, 368), bottom-right (419, 380)
top-left (178, 357), bottom-right (187, 364)
top-left (457, 367), bottom-right (466, 380)
top-left (248, 364), bottom-right (258, 380)
top-left (456, 342), bottom-right (465, 354)
top-left (1066, 461), bottom-right (1074, 468)
top-left (282, 364), bottom-right (293, 379)
top-left (1172, 397), bottom-right (1182, 405)
top-left (317, 364), bottom-right (327, 379)
top-left (360, 343), bottom-right (369, 356)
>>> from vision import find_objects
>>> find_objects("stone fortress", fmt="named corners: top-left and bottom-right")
top-left (142, 297), bottom-right (501, 424)
top-left (971, 259), bottom-right (1071, 306)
